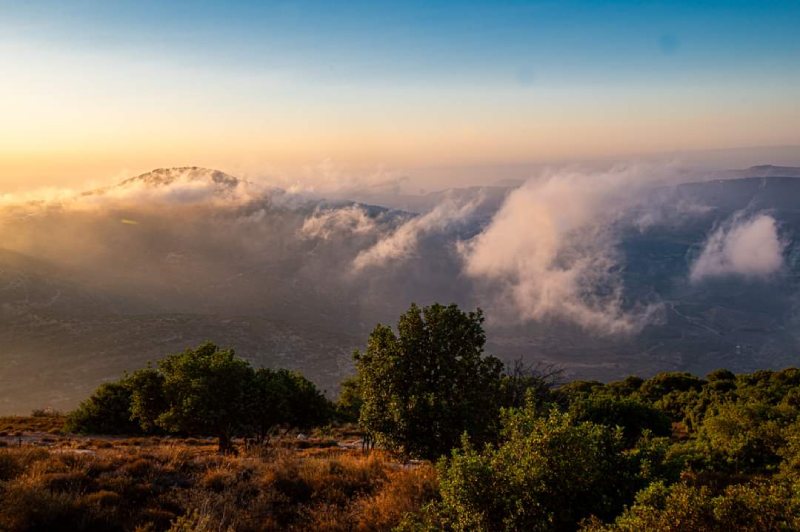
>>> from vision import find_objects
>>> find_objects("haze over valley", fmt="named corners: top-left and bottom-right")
top-left (1, 164), bottom-right (798, 413)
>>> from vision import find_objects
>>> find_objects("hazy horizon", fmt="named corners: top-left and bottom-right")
top-left (2, 1), bottom-right (800, 192)
top-left (4, 144), bottom-right (800, 200)
top-left (2, 1), bottom-right (800, 413)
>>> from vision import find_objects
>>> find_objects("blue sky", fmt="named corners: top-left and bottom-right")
top-left (1, 0), bottom-right (799, 189)
top-left (7, 1), bottom-right (799, 84)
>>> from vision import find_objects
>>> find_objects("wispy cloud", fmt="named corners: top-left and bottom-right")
top-left (690, 213), bottom-right (785, 282)
top-left (300, 205), bottom-right (380, 240)
top-left (459, 166), bottom-right (664, 334)
top-left (352, 193), bottom-right (484, 272)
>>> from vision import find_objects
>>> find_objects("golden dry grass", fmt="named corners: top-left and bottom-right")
top-left (0, 436), bottom-right (437, 532)
top-left (0, 414), bottom-right (66, 435)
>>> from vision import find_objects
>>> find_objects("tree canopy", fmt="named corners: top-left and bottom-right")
top-left (355, 303), bottom-right (504, 459)
top-left (149, 343), bottom-right (253, 452)
top-left (68, 342), bottom-right (332, 453)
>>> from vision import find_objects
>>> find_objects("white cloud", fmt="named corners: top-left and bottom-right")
top-left (460, 166), bottom-right (663, 334)
top-left (300, 205), bottom-right (379, 240)
top-left (352, 193), bottom-right (483, 271)
top-left (690, 213), bottom-right (784, 282)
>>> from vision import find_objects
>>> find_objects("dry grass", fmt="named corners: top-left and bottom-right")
top-left (0, 436), bottom-right (437, 531)
top-left (0, 414), bottom-right (66, 435)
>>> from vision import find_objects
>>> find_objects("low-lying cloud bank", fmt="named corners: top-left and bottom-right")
top-left (459, 167), bottom-right (663, 334)
top-left (0, 168), bottom-right (261, 211)
top-left (690, 213), bottom-right (785, 282)
top-left (2, 165), bottom-right (792, 339)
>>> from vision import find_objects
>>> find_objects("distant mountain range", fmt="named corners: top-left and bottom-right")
top-left (0, 165), bottom-right (798, 414)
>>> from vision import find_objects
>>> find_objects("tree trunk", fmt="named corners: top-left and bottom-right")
top-left (218, 432), bottom-right (234, 454)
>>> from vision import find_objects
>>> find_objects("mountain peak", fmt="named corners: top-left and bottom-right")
top-left (73, 167), bottom-right (258, 205)
top-left (118, 167), bottom-right (241, 189)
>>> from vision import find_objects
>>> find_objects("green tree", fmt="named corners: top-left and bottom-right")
top-left (355, 303), bottom-right (504, 459)
top-left (65, 378), bottom-right (141, 435)
top-left (149, 342), bottom-right (254, 453)
top-left (246, 368), bottom-right (290, 444)
top-left (706, 369), bottom-right (736, 383)
top-left (606, 376), bottom-right (645, 398)
top-left (639, 372), bottom-right (705, 404)
top-left (248, 368), bottom-right (332, 442)
top-left (68, 342), bottom-right (333, 451)
top-left (556, 380), bottom-right (604, 401)
top-left (280, 369), bottom-right (332, 429)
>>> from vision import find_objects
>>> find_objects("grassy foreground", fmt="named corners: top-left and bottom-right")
top-left (0, 419), bottom-right (436, 532)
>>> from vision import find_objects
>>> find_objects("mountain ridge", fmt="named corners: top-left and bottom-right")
top-left (117, 166), bottom-right (242, 188)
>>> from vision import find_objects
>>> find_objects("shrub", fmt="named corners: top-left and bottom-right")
top-left (432, 406), bottom-right (642, 531)
top-left (65, 380), bottom-right (141, 435)
top-left (0, 450), bottom-right (21, 480)
top-left (587, 481), bottom-right (800, 531)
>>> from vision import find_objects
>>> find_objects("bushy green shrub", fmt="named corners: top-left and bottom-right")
top-left (431, 404), bottom-right (642, 531)
top-left (68, 342), bottom-right (332, 452)
top-left (586, 481), bottom-right (800, 531)
top-left (65, 380), bottom-right (142, 435)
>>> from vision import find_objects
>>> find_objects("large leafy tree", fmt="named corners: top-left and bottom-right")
top-left (355, 303), bottom-right (504, 459)
top-left (148, 342), bottom-right (254, 453)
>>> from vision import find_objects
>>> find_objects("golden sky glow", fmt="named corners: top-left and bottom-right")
top-left (1, 2), bottom-right (799, 191)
